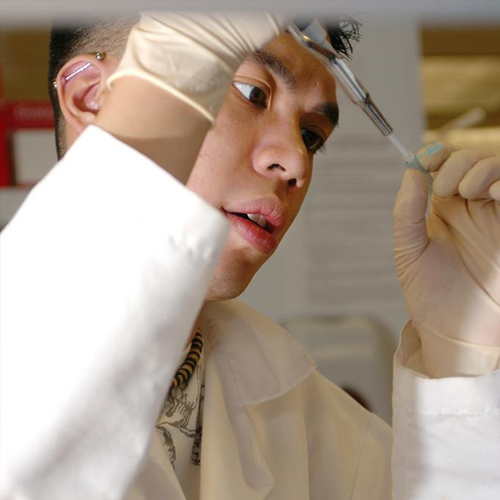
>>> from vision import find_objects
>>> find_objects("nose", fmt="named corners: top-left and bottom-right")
top-left (252, 116), bottom-right (310, 189)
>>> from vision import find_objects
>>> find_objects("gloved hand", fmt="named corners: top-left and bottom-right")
top-left (393, 143), bottom-right (500, 376)
top-left (107, 12), bottom-right (291, 123)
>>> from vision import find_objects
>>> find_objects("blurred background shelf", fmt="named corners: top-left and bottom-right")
top-left (0, 187), bottom-right (30, 229)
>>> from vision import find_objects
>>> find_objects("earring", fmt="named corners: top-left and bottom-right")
top-left (53, 52), bottom-right (107, 90)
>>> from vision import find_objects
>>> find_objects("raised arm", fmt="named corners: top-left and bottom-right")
top-left (392, 143), bottom-right (500, 499)
top-left (0, 13), bottom-right (289, 500)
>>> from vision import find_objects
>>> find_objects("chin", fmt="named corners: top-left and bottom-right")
top-left (204, 273), bottom-right (253, 302)
top-left (204, 236), bottom-right (272, 302)
top-left (204, 258), bottom-right (260, 302)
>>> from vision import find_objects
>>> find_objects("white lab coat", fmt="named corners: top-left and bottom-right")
top-left (1, 126), bottom-right (499, 500)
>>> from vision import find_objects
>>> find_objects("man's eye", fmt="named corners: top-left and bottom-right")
top-left (233, 81), bottom-right (268, 106)
top-left (301, 128), bottom-right (325, 154)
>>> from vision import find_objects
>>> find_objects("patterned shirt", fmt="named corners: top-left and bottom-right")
top-left (156, 332), bottom-right (204, 499)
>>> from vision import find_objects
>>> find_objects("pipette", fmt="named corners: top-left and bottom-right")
top-left (288, 21), bottom-right (432, 190)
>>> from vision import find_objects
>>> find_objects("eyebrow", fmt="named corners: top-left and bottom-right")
top-left (251, 49), bottom-right (340, 128)
top-left (314, 102), bottom-right (340, 129)
top-left (252, 49), bottom-right (298, 90)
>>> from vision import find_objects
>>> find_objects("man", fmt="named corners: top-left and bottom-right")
top-left (1, 13), bottom-right (499, 500)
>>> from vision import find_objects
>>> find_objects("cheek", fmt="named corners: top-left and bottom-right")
top-left (186, 155), bottom-right (222, 205)
top-left (285, 178), bottom-right (311, 229)
top-left (185, 135), bottom-right (238, 204)
top-left (186, 108), bottom-right (255, 201)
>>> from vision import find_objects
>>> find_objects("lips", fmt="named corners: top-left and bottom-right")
top-left (223, 198), bottom-right (288, 254)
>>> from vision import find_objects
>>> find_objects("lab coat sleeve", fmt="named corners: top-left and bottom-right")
top-left (414, 327), bottom-right (500, 378)
top-left (392, 323), bottom-right (500, 500)
top-left (0, 125), bottom-right (229, 500)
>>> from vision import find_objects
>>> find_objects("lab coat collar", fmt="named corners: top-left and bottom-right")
top-left (198, 300), bottom-right (315, 500)
top-left (200, 300), bottom-right (316, 405)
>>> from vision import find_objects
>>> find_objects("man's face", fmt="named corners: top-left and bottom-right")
top-left (186, 33), bottom-right (338, 301)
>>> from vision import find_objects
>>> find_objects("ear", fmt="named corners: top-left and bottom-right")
top-left (54, 53), bottom-right (118, 136)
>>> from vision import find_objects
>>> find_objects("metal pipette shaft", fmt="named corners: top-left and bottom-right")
top-left (288, 24), bottom-right (413, 162)
top-left (288, 22), bottom-right (433, 191)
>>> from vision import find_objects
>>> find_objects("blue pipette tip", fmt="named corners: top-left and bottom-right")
top-left (404, 155), bottom-right (433, 193)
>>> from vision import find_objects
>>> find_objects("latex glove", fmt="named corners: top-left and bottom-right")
top-left (393, 143), bottom-right (500, 376)
top-left (108, 12), bottom-right (290, 123)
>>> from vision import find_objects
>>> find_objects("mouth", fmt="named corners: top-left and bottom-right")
top-left (222, 198), bottom-right (288, 254)
top-left (223, 210), bottom-right (280, 254)
top-left (231, 213), bottom-right (272, 231)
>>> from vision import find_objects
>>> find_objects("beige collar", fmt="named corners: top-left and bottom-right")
top-left (194, 300), bottom-right (316, 500)
top-left (200, 300), bottom-right (316, 405)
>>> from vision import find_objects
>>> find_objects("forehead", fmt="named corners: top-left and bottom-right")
top-left (248, 33), bottom-right (337, 100)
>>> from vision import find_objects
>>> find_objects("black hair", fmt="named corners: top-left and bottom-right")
top-left (48, 16), bottom-right (361, 159)
top-left (293, 16), bottom-right (362, 58)
top-left (326, 18), bottom-right (362, 58)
